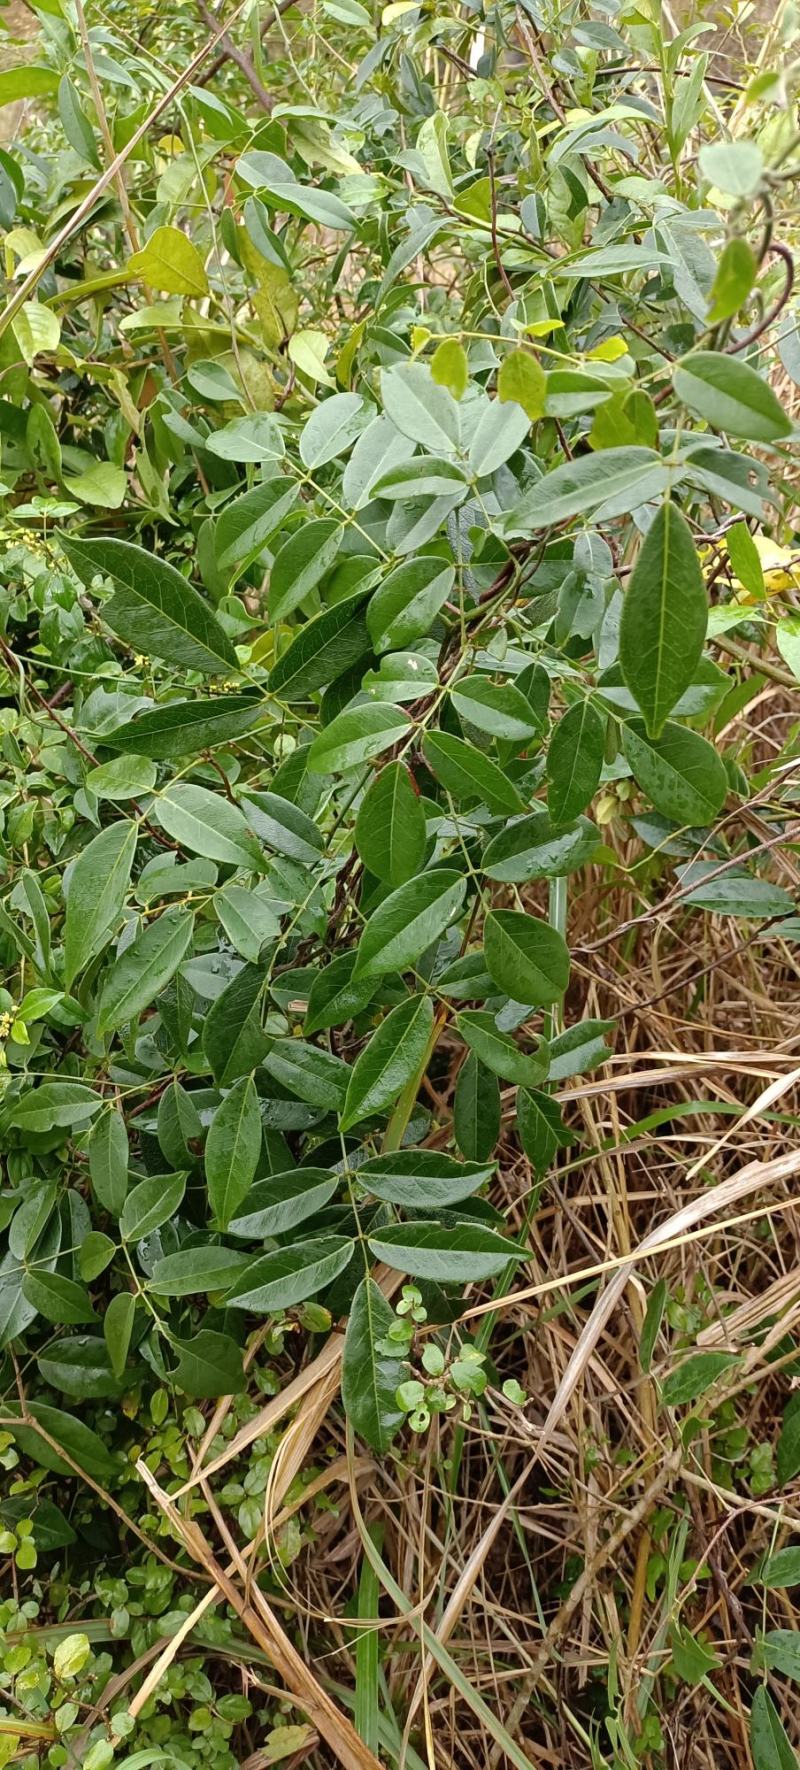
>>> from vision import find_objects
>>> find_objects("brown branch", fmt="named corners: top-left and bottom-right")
top-left (195, 0), bottom-right (273, 111)
top-left (196, 0), bottom-right (299, 90)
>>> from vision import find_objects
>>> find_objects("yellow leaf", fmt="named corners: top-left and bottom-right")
top-left (127, 225), bottom-right (209, 297)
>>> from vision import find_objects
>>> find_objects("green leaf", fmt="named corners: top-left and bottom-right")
top-left (776, 617), bottom-right (800, 681)
top-left (456, 1011), bottom-right (549, 1087)
top-left (38, 1336), bottom-right (122, 1401)
top-left (148, 1247), bottom-right (252, 1296)
top-left (506, 448), bottom-right (669, 532)
top-left (215, 476), bottom-right (298, 570)
top-left (358, 1150), bottom-right (493, 1208)
top-left (417, 110), bottom-right (455, 199)
top-left (759, 1632), bottom-right (800, 1683)
top-left (381, 363), bottom-right (461, 452)
top-left (777, 1401), bottom-right (800, 1487)
top-left (750, 1687), bottom-right (799, 1770)
top-left (517, 1089), bottom-right (573, 1176)
top-left (454, 1053), bottom-right (500, 1162)
top-left (101, 697), bottom-right (266, 759)
top-left (639, 1277), bottom-right (667, 1375)
top-left (547, 700), bottom-right (605, 821)
top-left (0, 66), bottom-right (59, 105)
top-left (660, 1350), bottom-right (738, 1407)
top-left (204, 964), bottom-right (270, 1086)
top-left (372, 458), bottom-right (468, 501)
top-left (622, 722), bottom-right (728, 825)
top-left (469, 396), bottom-right (530, 476)
top-left (308, 704), bottom-right (410, 774)
top-left (423, 731), bottom-right (525, 816)
top-left (120, 1171), bottom-right (187, 1243)
top-left (228, 1169), bottom-right (338, 1239)
top-left (97, 907), bottom-right (194, 1034)
top-left (86, 755), bottom-right (157, 802)
top-left (367, 558), bottom-right (455, 652)
top-left (154, 783), bottom-right (265, 869)
top-left (497, 350), bottom-right (547, 422)
top-left (482, 810), bottom-right (598, 881)
top-left (674, 351), bottom-right (791, 442)
top-left (484, 910), bottom-right (570, 1007)
top-left (299, 393), bottom-right (371, 468)
top-left (63, 820), bottom-right (137, 987)
top-left (87, 1110), bottom-right (129, 1218)
top-left (619, 502), bottom-right (708, 738)
top-left (171, 1329), bottom-right (245, 1399)
top-left (706, 237), bottom-right (757, 324)
top-left (304, 954), bottom-right (376, 1035)
top-left (726, 521), bottom-right (765, 599)
top-left (354, 871), bottom-right (466, 979)
top-left (157, 1080), bottom-right (203, 1171)
top-left (450, 676), bottom-right (542, 741)
top-left (367, 1222), bottom-right (521, 1282)
top-left (215, 882), bottom-right (280, 962)
top-left (57, 76), bottom-right (100, 167)
top-left (7, 1082), bottom-right (102, 1134)
top-left (269, 588), bottom-right (371, 701)
top-left (699, 140), bottom-right (763, 197)
top-left (759, 1549), bottom-right (800, 1591)
top-left (340, 994), bottom-right (434, 1130)
top-left (225, 1236), bottom-right (354, 1311)
top-left (676, 862), bottom-right (792, 918)
top-left (21, 1271), bottom-right (97, 1326)
top-left (60, 536), bottom-right (238, 675)
top-left (79, 1232), bottom-right (116, 1282)
top-left (206, 413), bottom-right (285, 463)
top-left (342, 1278), bottom-right (405, 1453)
top-left (3, 1403), bottom-right (118, 1484)
top-left (262, 1039), bottom-right (349, 1111)
top-left (128, 225), bottom-right (209, 296)
top-left (354, 762), bottom-right (427, 886)
top-left (548, 1018), bottom-right (614, 1081)
top-left (240, 791), bottom-right (323, 864)
top-left (205, 1075), bottom-right (261, 1230)
top-left (268, 520), bottom-right (343, 623)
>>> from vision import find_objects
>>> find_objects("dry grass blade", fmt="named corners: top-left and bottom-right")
top-left (136, 1460), bottom-right (384, 1770)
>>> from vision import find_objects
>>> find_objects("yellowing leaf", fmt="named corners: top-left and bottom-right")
top-left (497, 349), bottom-right (546, 421)
top-left (127, 224), bottom-right (209, 297)
top-left (288, 328), bottom-right (336, 388)
top-left (12, 302), bottom-right (61, 365)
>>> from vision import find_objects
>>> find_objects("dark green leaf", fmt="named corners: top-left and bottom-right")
top-left (623, 722), bottom-right (728, 825)
top-left (225, 1236), bottom-right (354, 1311)
top-left (63, 821), bottom-right (137, 987)
top-left (423, 731), bottom-right (525, 816)
top-left (61, 535), bottom-right (238, 674)
top-left (205, 1075), bottom-right (262, 1230)
top-left (619, 503), bottom-right (708, 738)
top-left (482, 811), bottom-right (598, 881)
top-left (660, 1350), bottom-right (738, 1407)
top-left (456, 1011), bottom-right (549, 1087)
top-left (228, 1169), bottom-right (338, 1239)
top-left (171, 1329), bottom-right (245, 1399)
top-left (750, 1687), bottom-right (799, 1770)
top-left (484, 910), bottom-right (570, 1007)
top-left (354, 763), bottom-right (427, 886)
top-left (101, 697), bottom-right (266, 759)
top-left (87, 1109), bottom-right (129, 1217)
top-left (97, 906), bottom-right (194, 1034)
top-left (340, 995), bottom-right (433, 1131)
top-left (22, 1270), bottom-right (98, 1326)
top-left (454, 1053), bottom-right (500, 1162)
top-left (308, 704), bottom-right (410, 774)
top-left (269, 589), bottom-right (371, 701)
top-left (354, 871), bottom-right (466, 980)
top-left (367, 1222), bottom-right (521, 1281)
top-left (547, 700), bottom-right (605, 822)
top-left (342, 1277), bottom-right (405, 1453)
top-left (357, 1150), bottom-right (493, 1208)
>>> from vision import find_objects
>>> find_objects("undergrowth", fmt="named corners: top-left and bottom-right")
top-left (0, 0), bottom-right (800, 1766)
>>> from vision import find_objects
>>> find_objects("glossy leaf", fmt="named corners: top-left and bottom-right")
top-left (340, 994), bottom-right (434, 1130)
top-left (61, 535), bottom-right (237, 674)
top-left (354, 762), bottom-right (427, 886)
top-left (619, 503), bottom-right (708, 738)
